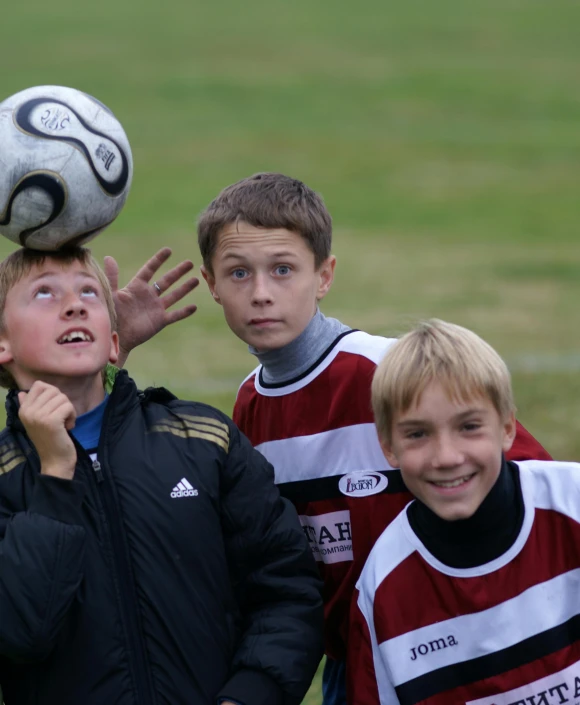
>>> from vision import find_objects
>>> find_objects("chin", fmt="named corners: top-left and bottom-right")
top-left (249, 334), bottom-right (288, 352)
top-left (436, 505), bottom-right (478, 522)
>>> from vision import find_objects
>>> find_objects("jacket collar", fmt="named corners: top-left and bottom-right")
top-left (5, 370), bottom-right (142, 435)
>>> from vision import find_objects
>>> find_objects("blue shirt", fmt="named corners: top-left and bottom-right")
top-left (70, 395), bottom-right (108, 451)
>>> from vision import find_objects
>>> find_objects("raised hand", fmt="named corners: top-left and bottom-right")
top-left (104, 248), bottom-right (199, 368)
top-left (18, 382), bottom-right (77, 480)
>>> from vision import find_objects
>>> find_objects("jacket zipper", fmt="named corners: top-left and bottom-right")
top-left (91, 392), bottom-right (157, 705)
top-left (92, 459), bottom-right (103, 483)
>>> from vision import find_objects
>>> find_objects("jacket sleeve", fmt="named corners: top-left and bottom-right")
top-left (0, 474), bottom-right (86, 661)
top-left (508, 420), bottom-right (552, 461)
top-left (216, 425), bottom-right (324, 705)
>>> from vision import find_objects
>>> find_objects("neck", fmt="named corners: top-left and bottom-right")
top-left (407, 458), bottom-right (524, 569)
top-left (249, 309), bottom-right (351, 384)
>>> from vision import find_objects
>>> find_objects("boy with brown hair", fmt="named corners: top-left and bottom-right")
top-left (349, 320), bottom-right (580, 704)
top-left (0, 246), bottom-right (323, 705)
top-left (116, 172), bottom-right (551, 705)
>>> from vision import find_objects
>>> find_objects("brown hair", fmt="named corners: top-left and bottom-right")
top-left (197, 173), bottom-right (332, 273)
top-left (372, 319), bottom-right (515, 443)
top-left (0, 247), bottom-right (117, 389)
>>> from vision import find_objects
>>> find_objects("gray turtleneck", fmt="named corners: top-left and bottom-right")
top-left (249, 309), bottom-right (352, 385)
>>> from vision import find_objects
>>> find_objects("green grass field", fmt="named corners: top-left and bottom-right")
top-left (2, 0), bottom-right (580, 701)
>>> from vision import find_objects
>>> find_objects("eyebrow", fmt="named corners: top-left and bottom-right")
top-left (395, 408), bottom-right (488, 427)
top-left (220, 251), bottom-right (298, 262)
top-left (30, 269), bottom-right (98, 282)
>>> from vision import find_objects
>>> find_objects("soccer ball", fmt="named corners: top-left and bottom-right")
top-left (0, 85), bottom-right (133, 251)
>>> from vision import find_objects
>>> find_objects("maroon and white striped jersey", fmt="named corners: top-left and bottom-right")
top-left (350, 460), bottom-right (580, 705)
top-left (234, 331), bottom-right (552, 662)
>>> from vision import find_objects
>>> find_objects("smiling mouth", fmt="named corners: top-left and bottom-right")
top-left (58, 330), bottom-right (94, 344)
top-left (430, 474), bottom-right (476, 489)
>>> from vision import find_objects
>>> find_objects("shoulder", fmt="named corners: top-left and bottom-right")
top-left (143, 393), bottom-right (233, 454)
top-left (0, 428), bottom-right (26, 478)
top-left (517, 459), bottom-right (580, 520)
top-left (237, 365), bottom-right (260, 394)
top-left (337, 331), bottom-right (397, 365)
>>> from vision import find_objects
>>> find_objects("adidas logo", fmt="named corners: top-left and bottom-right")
top-left (170, 477), bottom-right (199, 498)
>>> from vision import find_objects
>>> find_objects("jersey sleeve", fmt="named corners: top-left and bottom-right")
top-left (509, 420), bottom-right (552, 462)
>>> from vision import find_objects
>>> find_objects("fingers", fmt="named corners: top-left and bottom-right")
top-left (164, 304), bottom-right (198, 326)
top-left (18, 382), bottom-right (77, 479)
top-left (18, 382), bottom-right (76, 429)
top-left (158, 276), bottom-right (199, 309)
top-left (152, 260), bottom-right (195, 295)
top-left (130, 248), bottom-right (173, 284)
top-left (103, 256), bottom-right (120, 293)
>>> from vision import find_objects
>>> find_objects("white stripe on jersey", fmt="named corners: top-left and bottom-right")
top-left (381, 567), bottom-right (580, 686)
top-left (256, 423), bottom-right (392, 484)
top-left (253, 331), bottom-right (396, 397)
top-left (521, 459), bottom-right (580, 519)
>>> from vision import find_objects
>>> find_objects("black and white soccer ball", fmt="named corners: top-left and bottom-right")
top-left (0, 85), bottom-right (133, 251)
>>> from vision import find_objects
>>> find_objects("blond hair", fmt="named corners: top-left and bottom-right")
top-left (372, 319), bottom-right (515, 442)
top-left (0, 247), bottom-right (117, 389)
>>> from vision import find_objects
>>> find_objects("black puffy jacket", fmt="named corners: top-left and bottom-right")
top-left (0, 371), bottom-right (323, 705)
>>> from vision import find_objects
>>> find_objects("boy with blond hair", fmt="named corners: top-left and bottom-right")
top-left (0, 246), bottom-right (323, 705)
top-left (349, 319), bottom-right (580, 705)
top-left (115, 173), bottom-right (551, 705)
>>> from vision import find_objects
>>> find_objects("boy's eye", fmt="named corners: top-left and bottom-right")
top-left (406, 429), bottom-right (425, 440)
top-left (232, 268), bottom-right (248, 280)
top-left (34, 287), bottom-right (52, 299)
top-left (462, 422), bottom-right (481, 432)
top-left (81, 287), bottom-right (98, 297)
top-left (274, 265), bottom-right (291, 276)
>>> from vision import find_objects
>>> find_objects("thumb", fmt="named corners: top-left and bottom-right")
top-left (17, 391), bottom-right (27, 406)
top-left (103, 256), bottom-right (120, 293)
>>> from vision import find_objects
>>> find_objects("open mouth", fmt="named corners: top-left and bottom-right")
top-left (57, 330), bottom-right (94, 344)
top-left (430, 473), bottom-right (475, 489)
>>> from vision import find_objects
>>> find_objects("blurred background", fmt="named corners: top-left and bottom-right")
top-left (2, 0), bottom-right (580, 699)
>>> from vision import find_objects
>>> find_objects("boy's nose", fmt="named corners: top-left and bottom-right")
top-left (61, 294), bottom-right (87, 318)
top-left (431, 435), bottom-right (464, 469)
top-left (251, 274), bottom-right (273, 305)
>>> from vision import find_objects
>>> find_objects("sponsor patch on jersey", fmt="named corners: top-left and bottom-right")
top-left (299, 510), bottom-right (353, 564)
top-left (466, 660), bottom-right (580, 705)
top-left (338, 471), bottom-right (388, 497)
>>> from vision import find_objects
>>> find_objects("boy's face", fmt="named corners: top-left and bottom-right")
top-left (201, 222), bottom-right (335, 351)
top-left (0, 258), bottom-right (119, 389)
top-left (381, 381), bottom-right (516, 521)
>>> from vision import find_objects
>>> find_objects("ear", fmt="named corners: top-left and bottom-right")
top-left (316, 255), bottom-right (336, 301)
top-left (200, 265), bottom-right (222, 305)
top-left (109, 331), bottom-right (120, 365)
top-left (501, 410), bottom-right (517, 454)
top-left (0, 334), bottom-right (13, 366)
top-left (379, 435), bottom-right (399, 469)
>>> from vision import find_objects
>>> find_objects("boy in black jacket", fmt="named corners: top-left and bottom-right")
top-left (0, 246), bottom-right (323, 705)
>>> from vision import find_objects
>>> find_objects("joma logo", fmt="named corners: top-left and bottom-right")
top-left (410, 635), bottom-right (458, 660)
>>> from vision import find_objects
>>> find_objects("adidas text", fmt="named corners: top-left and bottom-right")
top-left (171, 489), bottom-right (198, 498)
top-left (171, 478), bottom-right (199, 498)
